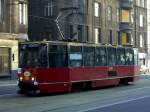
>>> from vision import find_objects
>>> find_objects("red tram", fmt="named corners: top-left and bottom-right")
top-left (17, 41), bottom-right (140, 95)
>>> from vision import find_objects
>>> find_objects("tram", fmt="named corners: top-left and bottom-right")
top-left (17, 41), bottom-right (140, 95)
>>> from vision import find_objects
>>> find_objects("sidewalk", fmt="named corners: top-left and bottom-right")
top-left (141, 73), bottom-right (150, 75)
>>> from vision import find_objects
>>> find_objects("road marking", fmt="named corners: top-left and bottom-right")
top-left (78, 94), bottom-right (150, 112)
top-left (0, 93), bottom-right (17, 98)
top-left (0, 84), bottom-right (17, 87)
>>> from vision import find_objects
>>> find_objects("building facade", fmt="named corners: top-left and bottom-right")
top-left (28, 0), bottom-right (120, 44)
top-left (0, 0), bottom-right (28, 79)
top-left (147, 0), bottom-right (150, 71)
top-left (28, 0), bottom-right (147, 65)
top-left (133, 0), bottom-right (147, 67)
top-left (28, 0), bottom-right (136, 45)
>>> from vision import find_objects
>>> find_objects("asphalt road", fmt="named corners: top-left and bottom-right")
top-left (85, 96), bottom-right (150, 112)
top-left (0, 80), bottom-right (18, 97)
top-left (0, 86), bottom-right (17, 96)
top-left (0, 75), bottom-right (150, 112)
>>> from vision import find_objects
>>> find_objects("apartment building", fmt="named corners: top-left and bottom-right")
top-left (147, 0), bottom-right (150, 71)
top-left (134, 0), bottom-right (147, 67)
top-left (0, 0), bottom-right (28, 79)
top-left (28, 0), bottom-right (147, 65)
top-left (28, 0), bottom-right (119, 44)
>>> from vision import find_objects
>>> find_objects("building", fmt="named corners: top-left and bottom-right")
top-left (133, 0), bottom-right (147, 67)
top-left (119, 0), bottom-right (133, 45)
top-left (0, 0), bottom-right (28, 79)
top-left (28, 0), bottom-right (147, 64)
top-left (147, 0), bottom-right (150, 71)
top-left (28, 0), bottom-right (88, 42)
top-left (28, 0), bottom-right (119, 44)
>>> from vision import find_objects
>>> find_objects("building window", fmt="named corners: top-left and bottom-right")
top-left (108, 6), bottom-right (112, 21)
top-left (69, 25), bottom-right (73, 39)
top-left (109, 30), bottom-right (112, 44)
top-left (118, 31), bottom-right (121, 45)
top-left (131, 10), bottom-right (134, 24)
top-left (19, 3), bottom-right (27, 24)
top-left (121, 33), bottom-right (130, 45)
top-left (94, 2), bottom-right (100, 17)
top-left (94, 28), bottom-right (101, 43)
top-left (78, 25), bottom-right (83, 41)
top-left (137, 0), bottom-right (140, 6)
top-left (121, 10), bottom-right (130, 22)
top-left (140, 34), bottom-right (144, 47)
top-left (0, 0), bottom-right (4, 21)
top-left (140, 14), bottom-right (144, 27)
top-left (131, 34), bottom-right (134, 45)
top-left (44, 0), bottom-right (54, 17)
top-left (126, 33), bottom-right (130, 44)
top-left (117, 8), bottom-right (119, 23)
top-left (138, 0), bottom-right (145, 7)
top-left (140, 0), bottom-right (145, 7)
top-left (86, 26), bottom-right (89, 42)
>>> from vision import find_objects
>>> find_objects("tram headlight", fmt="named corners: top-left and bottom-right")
top-left (19, 76), bottom-right (23, 81)
top-left (31, 77), bottom-right (35, 81)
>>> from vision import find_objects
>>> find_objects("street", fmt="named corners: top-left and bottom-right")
top-left (85, 96), bottom-right (150, 112)
top-left (0, 75), bottom-right (150, 112)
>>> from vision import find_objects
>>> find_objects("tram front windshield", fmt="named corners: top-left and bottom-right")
top-left (19, 44), bottom-right (48, 68)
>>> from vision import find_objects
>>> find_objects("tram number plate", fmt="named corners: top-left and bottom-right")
top-left (24, 76), bottom-right (29, 80)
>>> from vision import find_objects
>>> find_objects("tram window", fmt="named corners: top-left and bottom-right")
top-left (19, 45), bottom-right (40, 67)
top-left (69, 46), bottom-right (82, 67)
top-left (107, 47), bottom-right (116, 66)
top-left (39, 44), bottom-right (48, 67)
top-left (49, 45), bottom-right (67, 67)
top-left (126, 48), bottom-right (134, 65)
top-left (116, 48), bottom-right (126, 65)
top-left (95, 47), bottom-right (107, 66)
top-left (83, 46), bottom-right (95, 66)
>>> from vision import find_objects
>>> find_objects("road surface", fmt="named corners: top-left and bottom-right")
top-left (0, 75), bottom-right (150, 112)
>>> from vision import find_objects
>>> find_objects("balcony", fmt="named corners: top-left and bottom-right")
top-left (120, 0), bottom-right (133, 9)
top-left (60, 0), bottom-right (79, 10)
top-left (119, 22), bottom-right (133, 33)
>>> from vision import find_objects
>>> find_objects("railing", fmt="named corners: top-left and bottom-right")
top-left (60, 0), bottom-right (79, 10)
top-left (119, 22), bottom-right (133, 32)
top-left (120, 0), bottom-right (133, 9)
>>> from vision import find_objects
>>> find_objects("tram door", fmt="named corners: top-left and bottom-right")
top-left (0, 48), bottom-right (11, 77)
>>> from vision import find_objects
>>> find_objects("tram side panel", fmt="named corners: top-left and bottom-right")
top-left (36, 68), bottom-right (71, 93)
top-left (69, 67), bottom-right (108, 81)
top-left (117, 66), bottom-right (133, 77)
top-left (69, 67), bottom-right (120, 88)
